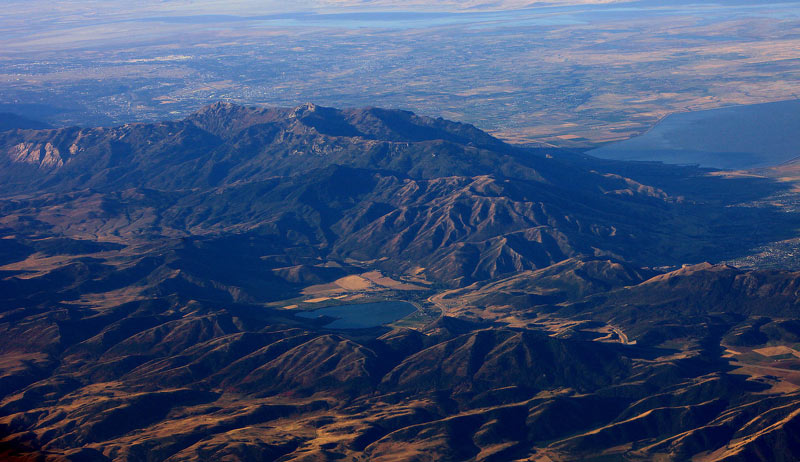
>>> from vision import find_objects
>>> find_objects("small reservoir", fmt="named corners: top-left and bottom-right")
top-left (296, 301), bottom-right (417, 329)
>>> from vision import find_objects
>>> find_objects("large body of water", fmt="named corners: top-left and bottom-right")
top-left (296, 301), bottom-right (417, 329)
top-left (589, 99), bottom-right (800, 169)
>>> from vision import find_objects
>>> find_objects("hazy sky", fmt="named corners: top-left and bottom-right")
top-left (0, 0), bottom-right (635, 53)
top-left (3, 0), bottom-right (631, 17)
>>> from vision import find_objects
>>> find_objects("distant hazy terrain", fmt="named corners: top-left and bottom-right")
top-left (2, 1), bottom-right (800, 146)
top-left (589, 100), bottom-right (800, 169)
top-left (1, 0), bottom-right (635, 16)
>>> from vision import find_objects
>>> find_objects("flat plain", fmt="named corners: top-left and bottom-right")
top-left (3, 1), bottom-right (800, 146)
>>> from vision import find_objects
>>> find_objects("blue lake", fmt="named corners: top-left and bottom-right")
top-left (589, 99), bottom-right (800, 169)
top-left (296, 301), bottom-right (417, 329)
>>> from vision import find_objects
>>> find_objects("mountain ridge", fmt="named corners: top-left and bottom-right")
top-left (1, 102), bottom-right (793, 286)
top-left (1, 103), bottom-right (800, 461)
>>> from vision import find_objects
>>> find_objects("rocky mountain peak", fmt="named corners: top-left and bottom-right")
top-left (291, 102), bottom-right (318, 119)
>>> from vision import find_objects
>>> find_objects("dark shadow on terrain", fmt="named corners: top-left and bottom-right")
top-left (581, 156), bottom-right (786, 203)
top-left (574, 155), bottom-right (800, 265)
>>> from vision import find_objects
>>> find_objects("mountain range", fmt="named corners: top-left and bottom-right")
top-left (1, 103), bottom-right (799, 461)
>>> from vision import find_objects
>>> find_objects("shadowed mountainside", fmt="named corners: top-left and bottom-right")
top-left (0, 102), bottom-right (795, 286)
top-left (1, 103), bottom-right (800, 461)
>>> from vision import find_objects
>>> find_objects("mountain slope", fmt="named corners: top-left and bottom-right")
top-left (1, 103), bottom-right (794, 287)
top-left (1, 103), bottom-right (800, 461)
